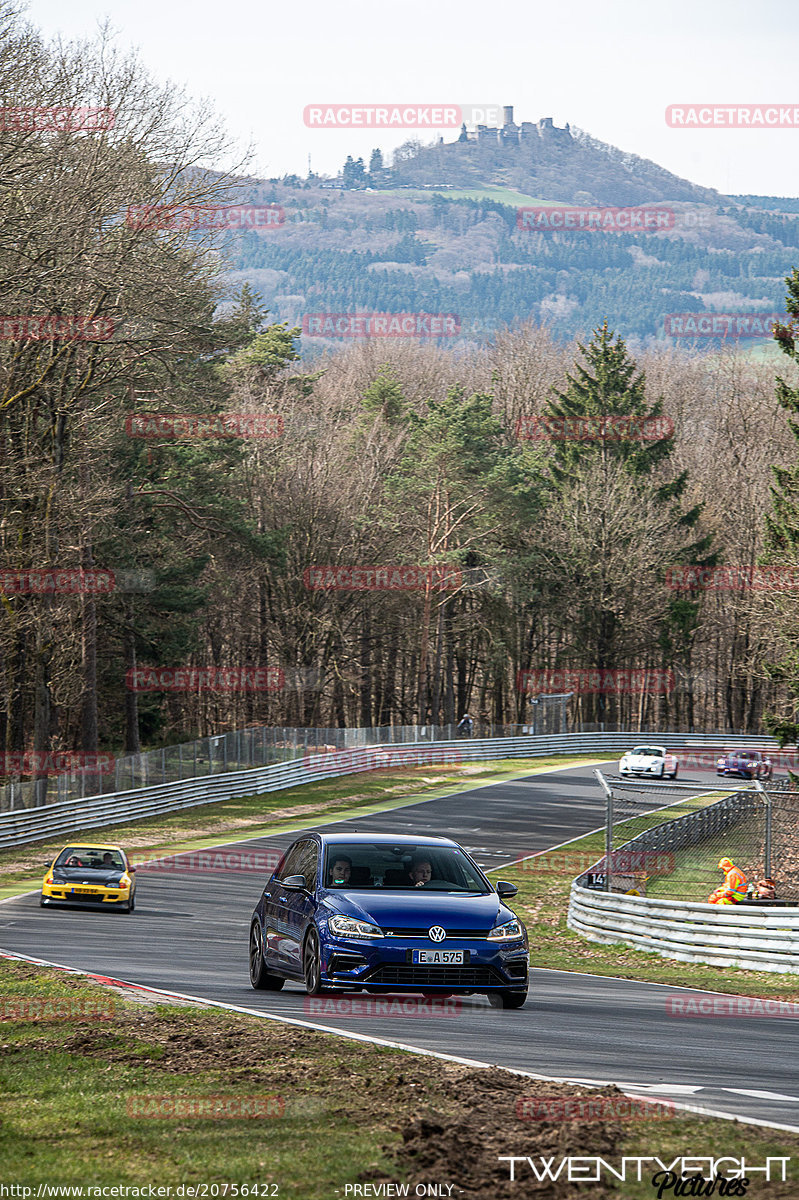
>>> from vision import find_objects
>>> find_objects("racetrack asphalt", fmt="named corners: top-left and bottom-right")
top-left (3, 761), bottom-right (799, 1132)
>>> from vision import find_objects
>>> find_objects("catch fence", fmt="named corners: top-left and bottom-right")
top-left (587, 771), bottom-right (799, 903)
top-left (0, 694), bottom-right (571, 813)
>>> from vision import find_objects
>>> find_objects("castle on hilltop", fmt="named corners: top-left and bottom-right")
top-left (454, 105), bottom-right (572, 147)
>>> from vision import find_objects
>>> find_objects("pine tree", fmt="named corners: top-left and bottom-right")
top-left (342, 156), bottom-right (366, 188)
top-left (361, 365), bottom-right (405, 422)
top-left (534, 322), bottom-right (713, 725)
top-left (543, 321), bottom-right (673, 478)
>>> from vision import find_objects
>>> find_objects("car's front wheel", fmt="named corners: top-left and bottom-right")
top-left (303, 928), bottom-right (326, 995)
top-left (249, 922), bottom-right (285, 991)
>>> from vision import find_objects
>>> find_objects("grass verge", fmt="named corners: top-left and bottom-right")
top-left (1, 958), bottom-right (797, 1198)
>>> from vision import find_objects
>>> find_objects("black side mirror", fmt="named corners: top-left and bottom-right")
top-left (496, 880), bottom-right (518, 898)
top-left (129, 865), bottom-right (136, 873)
top-left (282, 874), bottom-right (307, 892)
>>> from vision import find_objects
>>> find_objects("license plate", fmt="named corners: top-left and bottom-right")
top-left (71, 887), bottom-right (101, 895)
top-left (412, 950), bottom-right (464, 965)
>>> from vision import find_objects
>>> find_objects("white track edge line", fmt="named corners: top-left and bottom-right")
top-left (2, 945), bottom-right (797, 1135)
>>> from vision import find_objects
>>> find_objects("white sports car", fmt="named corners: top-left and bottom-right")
top-left (619, 745), bottom-right (678, 779)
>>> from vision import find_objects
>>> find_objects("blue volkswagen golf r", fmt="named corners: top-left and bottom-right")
top-left (248, 833), bottom-right (529, 1008)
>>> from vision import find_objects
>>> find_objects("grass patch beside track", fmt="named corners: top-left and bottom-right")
top-left (496, 827), bottom-right (799, 1000)
top-left (1, 958), bottom-right (798, 1197)
top-left (646, 817), bottom-right (762, 901)
top-left (0, 755), bottom-right (619, 899)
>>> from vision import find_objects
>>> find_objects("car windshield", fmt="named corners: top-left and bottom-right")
top-left (633, 747), bottom-right (663, 757)
top-left (54, 847), bottom-right (123, 870)
top-left (322, 843), bottom-right (490, 893)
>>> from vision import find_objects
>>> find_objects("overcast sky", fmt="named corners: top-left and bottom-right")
top-left (22, 0), bottom-right (799, 197)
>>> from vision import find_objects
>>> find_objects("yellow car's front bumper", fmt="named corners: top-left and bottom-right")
top-left (40, 881), bottom-right (133, 907)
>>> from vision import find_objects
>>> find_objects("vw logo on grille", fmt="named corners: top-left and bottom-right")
top-left (428, 925), bottom-right (446, 942)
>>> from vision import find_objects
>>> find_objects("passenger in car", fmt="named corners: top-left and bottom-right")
top-left (327, 856), bottom-right (352, 887)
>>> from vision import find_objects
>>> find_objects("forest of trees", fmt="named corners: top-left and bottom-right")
top-left (227, 185), bottom-right (798, 343)
top-left (2, 6), bottom-right (799, 781)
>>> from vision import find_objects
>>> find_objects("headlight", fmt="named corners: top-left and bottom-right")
top-left (328, 915), bottom-right (383, 938)
top-left (488, 918), bottom-right (524, 942)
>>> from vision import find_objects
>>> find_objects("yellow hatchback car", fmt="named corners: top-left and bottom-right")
top-left (40, 843), bottom-right (136, 913)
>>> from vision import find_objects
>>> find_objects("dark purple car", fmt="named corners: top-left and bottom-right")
top-left (716, 749), bottom-right (773, 781)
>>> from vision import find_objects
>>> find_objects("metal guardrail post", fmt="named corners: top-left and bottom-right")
top-left (754, 779), bottom-right (771, 876)
top-left (594, 768), bottom-right (614, 892)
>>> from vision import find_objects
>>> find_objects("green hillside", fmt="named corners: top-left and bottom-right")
top-left (379, 186), bottom-right (565, 207)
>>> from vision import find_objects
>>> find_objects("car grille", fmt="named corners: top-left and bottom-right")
top-left (382, 928), bottom-right (488, 939)
top-left (368, 965), bottom-right (500, 987)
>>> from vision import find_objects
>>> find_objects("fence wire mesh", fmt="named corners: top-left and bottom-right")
top-left (587, 773), bottom-right (799, 903)
top-left (0, 705), bottom-right (571, 813)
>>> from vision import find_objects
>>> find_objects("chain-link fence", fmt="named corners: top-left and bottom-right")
top-left (584, 772), bottom-right (799, 903)
top-left (523, 693), bottom-right (571, 735)
top-left (0, 708), bottom-right (574, 814)
top-left (765, 781), bottom-right (799, 905)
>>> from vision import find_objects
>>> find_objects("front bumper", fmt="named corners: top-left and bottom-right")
top-left (320, 935), bottom-right (529, 992)
top-left (41, 885), bottom-right (132, 908)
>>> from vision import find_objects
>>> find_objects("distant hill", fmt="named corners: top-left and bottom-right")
top-left (216, 118), bottom-right (799, 348)
top-left (729, 194), bottom-right (799, 214)
top-left (381, 120), bottom-right (722, 207)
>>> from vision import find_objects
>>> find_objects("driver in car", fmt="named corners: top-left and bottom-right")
top-left (408, 858), bottom-right (433, 887)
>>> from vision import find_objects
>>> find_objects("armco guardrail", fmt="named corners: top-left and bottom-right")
top-left (0, 711), bottom-right (573, 812)
top-left (0, 729), bottom-right (789, 851)
top-left (568, 885), bottom-right (799, 974)
top-left (0, 734), bottom-right (577, 849)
